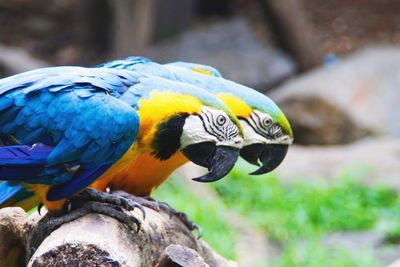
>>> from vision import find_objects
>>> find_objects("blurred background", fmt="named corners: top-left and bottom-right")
top-left (1, 0), bottom-right (400, 266)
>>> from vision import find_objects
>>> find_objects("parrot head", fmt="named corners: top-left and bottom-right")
top-left (164, 62), bottom-right (293, 175)
top-left (134, 76), bottom-right (243, 183)
top-left (236, 104), bottom-right (292, 175)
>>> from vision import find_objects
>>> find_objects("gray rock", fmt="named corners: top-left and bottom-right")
top-left (158, 244), bottom-right (209, 267)
top-left (271, 46), bottom-right (400, 140)
top-left (145, 17), bottom-right (296, 89)
top-left (275, 137), bottom-right (400, 189)
top-left (278, 95), bottom-right (371, 144)
top-left (323, 231), bottom-right (400, 266)
top-left (0, 207), bottom-right (29, 267)
top-left (389, 258), bottom-right (400, 267)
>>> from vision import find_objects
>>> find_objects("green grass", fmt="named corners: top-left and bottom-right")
top-left (153, 160), bottom-right (400, 266)
top-left (212, 161), bottom-right (396, 242)
top-left (273, 239), bottom-right (379, 267)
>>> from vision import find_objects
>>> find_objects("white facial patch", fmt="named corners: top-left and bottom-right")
top-left (240, 119), bottom-right (269, 146)
top-left (180, 107), bottom-right (243, 149)
top-left (242, 110), bottom-right (293, 145)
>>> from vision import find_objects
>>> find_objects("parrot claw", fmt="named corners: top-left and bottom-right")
top-left (69, 188), bottom-right (145, 226)
top-left (37, 202), bottom-right (44, 216)
top-left (112, 190), bottom-right (202, 238)
top-left (112, 190), bottom-right (162, 211)
top-left (133, 203), bottom-right (146, 220)
top-left (30, 200), bottom-right (142, 251)
top-left (76, 188), bottom-right (146, 218)
top-left (172, 210), bottom-right (203, 239)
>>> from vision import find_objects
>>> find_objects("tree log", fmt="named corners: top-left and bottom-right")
top-left (1, 206), bottom-right (236, 267)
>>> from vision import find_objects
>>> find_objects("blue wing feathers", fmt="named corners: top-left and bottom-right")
top-left (0, 145), bottom-right (51, 165)
top-left (0, 97), bottom-right (13, 112)
top-left (0, 67), bottom-right (141, 198)
top-left (0, 145), bottom-right (52, 182)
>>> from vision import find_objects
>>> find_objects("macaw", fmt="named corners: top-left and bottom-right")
top-left (166, 61), bottom-right (293, 173)
top-left (92, 57), bottom-right (293, 233)
top-left (96, 57), bottom-right (293, 175)
top-left (92, 57), bottom-right (292, 233)
top-left (0, 66), bottom-right (243, 223)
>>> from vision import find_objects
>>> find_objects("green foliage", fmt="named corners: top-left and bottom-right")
top-left (153, 175), bottom-right (237, 259)
top-left (212, 161), bottom-right (397, 242)
top-left (273, 239), bottom-right (379, 267)
top-left (376, 197), bottom-right (400, 244)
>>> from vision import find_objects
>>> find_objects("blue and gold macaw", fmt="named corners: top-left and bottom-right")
top-left (0, 66), bottom-right (243, 220)
top-left (92, 57), bottom-right (292, 233)
top-left (96, 57), bottom-right (293, 176)
top-left (165, 61), bottom-right (293, 173)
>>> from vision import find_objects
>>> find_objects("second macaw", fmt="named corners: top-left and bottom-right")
top-left (96, 57), bottom-right (293, 175)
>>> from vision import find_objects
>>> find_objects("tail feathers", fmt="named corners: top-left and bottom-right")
top-left (0, 181), bottom-right (39, 211)
top-left (0, 144), bottom-right (52, 166)
top-left (0, 166), bottom-right (49, 181)
top-left (0, 181), bottom-right (24, 204)
top-left (0, 181), bottom-right (33, 208)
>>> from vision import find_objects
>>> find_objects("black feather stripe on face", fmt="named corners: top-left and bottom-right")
top-left (198, 109), bottom-right (240, 142)
top-left (151, 112), bottom-right (190, 160)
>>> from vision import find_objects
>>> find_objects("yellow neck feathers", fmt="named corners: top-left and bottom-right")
top-left (216, 93), bottom-right (252, 119)
top-left (136, 91), bottom-right (202, 151)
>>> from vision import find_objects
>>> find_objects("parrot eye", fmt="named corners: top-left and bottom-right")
top-left (216, 115), bottom-right (227, 126)
top-left (262, 118), bottom-right (273, 127)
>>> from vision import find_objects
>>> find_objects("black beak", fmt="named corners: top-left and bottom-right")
top-left (239, 144), bottom-right (263, 166)
top-left (181, 142), bottom-right (239, 183)
top-left (240, 144), bottom-right (289, 175)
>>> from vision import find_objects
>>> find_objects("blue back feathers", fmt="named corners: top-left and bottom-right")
top-left (97, 57), bottom-right (284, 119)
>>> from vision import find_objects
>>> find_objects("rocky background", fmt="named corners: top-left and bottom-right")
top-left (0, 0), bottom-right (400, 266)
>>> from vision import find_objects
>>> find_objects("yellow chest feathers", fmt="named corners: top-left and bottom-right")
top-left (136, 91), bottom-right (203, 152)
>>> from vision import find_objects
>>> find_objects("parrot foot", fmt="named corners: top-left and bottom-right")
top-left (71, 187), bottom-right (146, 218)
top-left (112, 190), bottom-right (202, 238)
top-left (29, 189), bottom-right (146, 250)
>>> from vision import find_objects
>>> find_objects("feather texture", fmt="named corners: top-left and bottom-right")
top-left (0, 67), bottom-right (141, 201)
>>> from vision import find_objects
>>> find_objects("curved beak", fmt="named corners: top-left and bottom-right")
top-left (181, 142), bottom-right (239, 183)
top-left (239, 144), bottom-right (263, 166)
top-left (240, 144), bottom-right (289, 175)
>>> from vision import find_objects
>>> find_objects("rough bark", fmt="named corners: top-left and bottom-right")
top-left (0, 207), bottom-right (236, 267)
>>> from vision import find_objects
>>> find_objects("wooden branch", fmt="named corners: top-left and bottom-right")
top-left (1, 206), bottom-right (236, 266)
